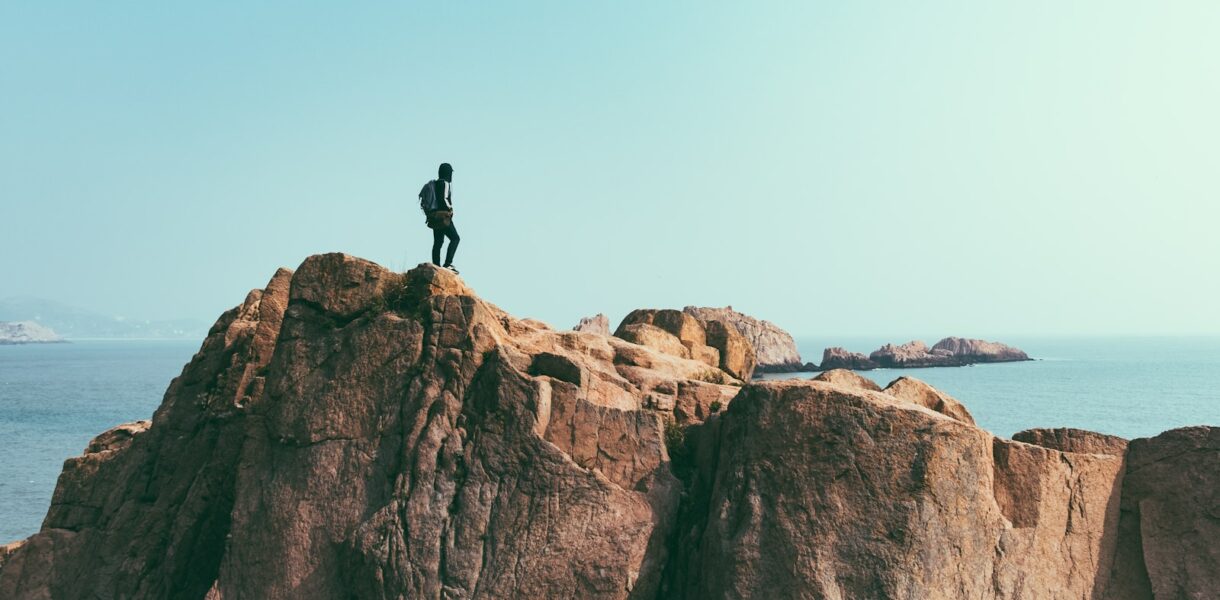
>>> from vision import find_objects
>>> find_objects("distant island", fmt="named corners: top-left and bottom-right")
top-left (0, 297), bottom-right (208, 340)
top-left (0, 321), bottom-right (66, 345)
top-left (819, 337), bottom-right (1031, 370)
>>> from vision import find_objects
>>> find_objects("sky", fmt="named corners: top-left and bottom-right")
top-left (2, 2), bottom-right (1218, 337)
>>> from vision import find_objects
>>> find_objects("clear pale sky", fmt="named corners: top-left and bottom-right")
top-left (3, 2), bottom-right (1218, 336)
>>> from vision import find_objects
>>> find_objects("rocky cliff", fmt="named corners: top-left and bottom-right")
top-left (0, 254), bottom-right (1213, 599)
top-left (682, 306), bottom-right (804, 372)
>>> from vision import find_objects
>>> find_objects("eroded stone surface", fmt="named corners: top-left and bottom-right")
top-left (0, 254), bottom-right (1210, 600)
top-left (683, 306), bottom-right (802, 372)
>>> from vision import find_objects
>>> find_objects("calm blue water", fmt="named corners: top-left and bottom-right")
top-left (768, 335), bottom-right (1219, 441)
top-left (0, 340), bottom-right (199, 542)
top-left (1, 337), bottom-right (1217, 542)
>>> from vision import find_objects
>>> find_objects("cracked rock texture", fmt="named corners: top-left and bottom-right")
top-left (0, 253), bottom-right (1213, 599)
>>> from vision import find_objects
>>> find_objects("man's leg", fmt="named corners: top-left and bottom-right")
top-left (443, 222), bottom-right (460, 267)
top-left (432, 227), bottom-right (445, 265)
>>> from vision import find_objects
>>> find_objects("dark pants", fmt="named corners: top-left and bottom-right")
top-left (431, 221), bottom-right (459, 266)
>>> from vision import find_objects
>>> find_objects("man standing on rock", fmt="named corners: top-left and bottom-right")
top-left (420, 162), bottom-right (460, 273)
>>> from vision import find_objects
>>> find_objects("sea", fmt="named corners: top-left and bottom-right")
top-left (1, 336), bottom-right (1217, 542)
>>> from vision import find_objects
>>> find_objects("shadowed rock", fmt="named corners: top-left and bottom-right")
top-left (683, 306), bottom-right (803, 372)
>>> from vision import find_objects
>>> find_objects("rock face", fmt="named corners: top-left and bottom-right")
top-left (667, 379), bottom-right (1125, 599)
top-left (615, 309), bottom-right (756, 381)
top-left (882, 376), bottom-right (976, 425)
top-left (0, 253), bottom-right (1213, 599)
top-left (573, 313), bottom-right (609, 335)
top-left (0, 321), bottom-right (65, 344)
top-left (683, 306), bottom-right (804, 372)
top-left (1107, 426), bottom-right (1220, 599)
top-left (1013, 427), bottom-right (1128, 456)
top-left (819, 346), bottom-right (878, 370)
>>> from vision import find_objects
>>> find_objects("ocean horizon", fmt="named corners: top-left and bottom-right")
top-left (1, 335), bottom-right (1217, 542)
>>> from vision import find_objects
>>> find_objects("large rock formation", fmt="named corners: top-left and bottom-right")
top-left (0, 321), bottom-right (65, 344)
top-left (615, 309), bottom-right (756, 381)
top-left (1107, 426), bottom-right (1219, 599)
top-left (0, 253), bottom-right (1213, 599)
top-left (932, 336), bottom-right (1030, 363)
top-left (683, 306), bottom-right (804, 372)
top-left (816, 337), bottom-right (1032, 369)
top-left (819, 346), bottom-right (878, 370)
top-left (666, 378), bottom-right (1126, 599)
top-left (869, 339), bottom-right (958, 367)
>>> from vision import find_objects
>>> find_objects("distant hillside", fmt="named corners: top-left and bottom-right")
top-left (0, 321), bottom-right (66, 344)
top-left (0, 297), bottom-right (208, 339)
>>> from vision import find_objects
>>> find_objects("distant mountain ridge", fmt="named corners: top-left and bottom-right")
top-left (0, 297), bottom-right (208, 339)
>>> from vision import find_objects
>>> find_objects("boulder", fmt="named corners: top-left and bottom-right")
top-left (683, 305), bottom-right (804, 372)
top-left (701, 319), bottom-right (756, 381)
top-left (819, 346), bottom-right (878, 370)
top-left (573, 313), bottom-right (610, 335)
top-left (614, 309), bottom-right (727, 373)
top-left (1106, 426), bottom-right (1220, 599)
top-left (668, 380), bottom-right (1124, 599)
top-left (616, 322), bottom-right (690, 359)
top-left (812, 368), bottom-right (882, 392)
top-left (882, 376), bottom-right (976, 425)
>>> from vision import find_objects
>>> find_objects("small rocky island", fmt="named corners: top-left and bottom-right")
top-left (819, 337), bottom-right (1030, 370)
top-left (0, 321), bottom-right (65, 345)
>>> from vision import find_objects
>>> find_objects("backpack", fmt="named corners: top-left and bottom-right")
top-left (418, 180), bottom-right (438, 213)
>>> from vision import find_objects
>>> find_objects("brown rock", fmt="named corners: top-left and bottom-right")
top-left (818, 346), bottom-right (879, 370)
top-left (811, 368), bottom-right (882, 392)
top-left (882, 376), bottom-right (976, 425)
top-left (1012, 427), bottom-right (1128, 456)
top-left (932, 336), bottom-right (1030, 363)
top-left (673, 380), bottom-right (738, 424)
top-left (1106, 426), bottom-right (1220, 599)
top-left (0, 253), bottom-right (1208, 600)
top-left (616, 322), bottom-right (690, 359)
top-left (0, 257), bottom-right (732, 599)
top-left (614, 309), bottom-right (726, 372)
top-left (683, 306), bottom-right (803, 372)
top-left (869, 339), bottom-right (954, 368)
top-left (866, 337), bottom-right (1031, 369)
top-left (573, 313), bottom-right (610, 335)
top-left (669, 380), bottom-right (1124, 599)
top-left (701, 319), bottom-right (756, 381)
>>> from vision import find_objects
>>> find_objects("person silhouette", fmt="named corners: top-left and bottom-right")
top-left (421, 162), bottom-right (459, 273)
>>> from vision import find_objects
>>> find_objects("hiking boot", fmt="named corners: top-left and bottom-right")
top-left (443, 264), bottom-right (460, 274)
